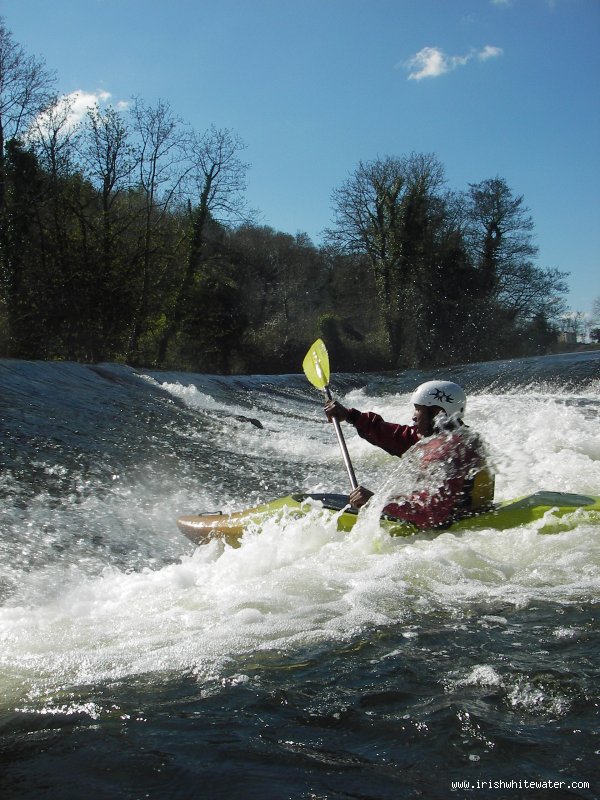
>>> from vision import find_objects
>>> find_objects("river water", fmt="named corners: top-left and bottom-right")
top-left (1, 351), bottom-right (599, 799)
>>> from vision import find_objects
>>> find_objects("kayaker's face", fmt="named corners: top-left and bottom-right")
top-left (413, 404), bottom-right (438, 437)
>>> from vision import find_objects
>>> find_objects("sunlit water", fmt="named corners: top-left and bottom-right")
top-left (1, 352), bottom-right (599, 799)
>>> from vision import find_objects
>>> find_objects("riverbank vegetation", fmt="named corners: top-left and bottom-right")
top-left (0, 19), bottom-right (574, 374)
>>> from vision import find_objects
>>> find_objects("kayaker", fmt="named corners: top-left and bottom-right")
top-left (324, 380), bottom-right (495, 529)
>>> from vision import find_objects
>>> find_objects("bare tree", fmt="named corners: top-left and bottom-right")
top-left (26, 93), bottom-right (81, 268)
top-left (26, 92), bottom-right (80, 178)
top-left (326, 152), bottom-right (445, 358)
top-left (0, 18), bottom-right (54, 251)
top-left (156, 125), bottom-right (249, 364)
top-left (560, 311), bottom-right (586, 342)
top-left (74, 103), bottom-right (137, 357)
top-left (463, 177), bottom-right (567, 321)
top-left (25, 93), bottom-right (82, 334)
top-left (127, 97), bottom-right (188, 355)
top-left (81, 103), bottom-right (135, 210)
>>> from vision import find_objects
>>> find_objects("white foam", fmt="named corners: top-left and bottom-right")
top-left (2, 373), bottom-right (599, 712)
top-left (1, 500), bottom-right (598, 708)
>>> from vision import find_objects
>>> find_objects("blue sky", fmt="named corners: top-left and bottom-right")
top-left (2, 0), bottom-right (599, 315)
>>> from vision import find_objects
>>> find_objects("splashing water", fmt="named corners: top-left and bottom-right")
top-left (1, 352), bottom-right (599, 798)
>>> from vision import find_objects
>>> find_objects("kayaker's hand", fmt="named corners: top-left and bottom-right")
top-left (325, 399), bottom-right (349, 422)
top-left (349, 486), bottom-right (374, 509)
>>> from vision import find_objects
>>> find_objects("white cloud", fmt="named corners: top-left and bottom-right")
top-left (28, 89), bottom-right (132, 147)
top-left (404, 45), bottom-right (503, 80)
top-left (478, 45), bottom-right (504, 60)
top-left (40, 90), bottom-right (130, 131)
top-left (63, 89), bottom-right (117, 127)
top-left (404, 47), bottom-right (453, 80)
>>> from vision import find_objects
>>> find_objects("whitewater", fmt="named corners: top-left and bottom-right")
top-left (1, 351), bottom-right (598, 799)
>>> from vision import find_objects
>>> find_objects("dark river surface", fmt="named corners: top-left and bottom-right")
top-left (1, 351), bottom-right (599, 799)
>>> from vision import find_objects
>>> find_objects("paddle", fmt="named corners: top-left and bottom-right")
top-left (303, 338), bottom-right (358, 491)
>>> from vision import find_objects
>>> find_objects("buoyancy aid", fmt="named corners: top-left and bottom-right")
top-left (463, 467), bottom-right (496, 512)
top-left (347, 408), bottom-right (495, 528)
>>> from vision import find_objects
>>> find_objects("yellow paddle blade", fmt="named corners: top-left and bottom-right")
top-left (302, 338), bottom-right (330, 390)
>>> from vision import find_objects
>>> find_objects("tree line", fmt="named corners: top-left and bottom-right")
top-left (0, 19), bottom-right (569, 374)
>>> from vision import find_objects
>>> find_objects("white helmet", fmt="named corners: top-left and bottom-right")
top-left (411, 380), bottom-right (467, 418)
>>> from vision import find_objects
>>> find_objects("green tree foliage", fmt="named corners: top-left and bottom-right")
top-left (155, 125), bottom-right (250, 365)
top-left (223, 226), bottom-right (328, 371)
top-left (326, 153), bottom-right (447, 364)
top-left (0, 18), bottom-right (573, 375)
top-left (0, 18), bottom-right (54, 227)
top-left (325, 156), bottom-right (553, 367)
top-left (460, 177), bottom-right (568, 360)
top-left (126, 97), bottom-right (187, 359)
top-left (0, 20), bottom-right (54, 355)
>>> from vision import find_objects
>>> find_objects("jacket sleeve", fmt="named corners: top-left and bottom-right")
top-left (347, 409), bottom-right (419, 457)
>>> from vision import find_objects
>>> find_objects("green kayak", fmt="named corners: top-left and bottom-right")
top-left (177, 490), bottom-right (600, 547)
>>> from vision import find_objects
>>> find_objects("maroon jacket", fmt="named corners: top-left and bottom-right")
top-left (347, 409), bottom-right (420, 457)
top-left (347, 408), bottom-right (488, 529)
